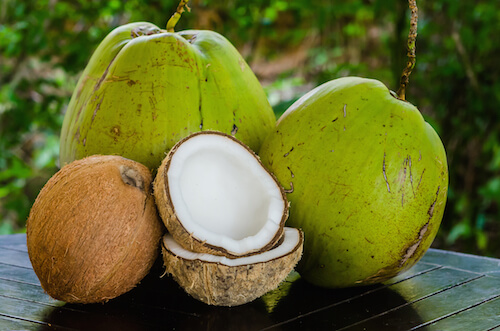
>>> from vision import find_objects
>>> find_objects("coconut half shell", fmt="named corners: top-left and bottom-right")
top-left (153, 131), bottom-right (289, 258)
top-left (162, 227), bottom-right (303, 307)
top-left (26, 155), bottom-right (164, 304)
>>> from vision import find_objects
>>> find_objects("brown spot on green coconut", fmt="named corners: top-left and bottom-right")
top-left (284, 182), bottom-right (294, 194)
top-left (382, 152), bottom-right (391, 193)
top-left (399, 221), bottom-right (430, 268)
top-left (111, 126), bottom-right (121, 140)
top-left (91, 97), bottom-right (103, 124)
top-left (73, 127), bottom-right (81, 143)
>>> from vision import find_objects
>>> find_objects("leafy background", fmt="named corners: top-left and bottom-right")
top-left (1, 0), bottom-right (499, 257)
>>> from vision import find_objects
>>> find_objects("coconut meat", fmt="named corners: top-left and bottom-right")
top-left (167, 133), bottom-right (286, 255)
top-left (163, 227), bottom-right (301, 266)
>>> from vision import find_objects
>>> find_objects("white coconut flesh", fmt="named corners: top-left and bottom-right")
top-left (166, 132), bottom-right (287, 256)
top-left (163, 227), bottom-right (301, 266)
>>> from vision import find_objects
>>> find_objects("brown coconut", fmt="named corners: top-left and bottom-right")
top-left (153, 131), bottom-right (288, 259)
top-left (26, 155), bottom-right (164, 304)
top-left (161, 227), bottom-right (303, 307)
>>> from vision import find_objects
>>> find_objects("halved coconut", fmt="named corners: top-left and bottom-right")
top-left (153, 131), bottom-right (288, 258)
top-left (162, 227), bottom-right (303, 306)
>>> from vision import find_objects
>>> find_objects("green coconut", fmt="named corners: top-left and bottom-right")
top-left (59, 5), bottom-right (275, 170)
top-left (259, 76), bottom-right (448, 288)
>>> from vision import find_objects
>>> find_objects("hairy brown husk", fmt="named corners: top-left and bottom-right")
top-left (26, 155), bottom-right (164, 304)
top-left (161, 229), bottom-right (303, 307)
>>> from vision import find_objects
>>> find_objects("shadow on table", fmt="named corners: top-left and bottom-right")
top-left (39, 259), bottom-right (424, 330)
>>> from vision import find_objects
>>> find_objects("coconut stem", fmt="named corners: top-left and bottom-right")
top-left (166, 0), bottom-right (191, 32)
top-left (396, 0), bottom-right (418, 101)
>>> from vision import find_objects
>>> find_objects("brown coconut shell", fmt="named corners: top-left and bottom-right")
top-left (161, 227), bottom-right (303, 307)
top-left (153, 131), bottom-right (288, 258)
top-left (26, 155), bottom-right (164, 304)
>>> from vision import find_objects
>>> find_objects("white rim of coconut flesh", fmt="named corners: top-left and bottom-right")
top-left (163, 227), bottom-right (301, 266)
top-left (165, 131), bottom-right (288, 256)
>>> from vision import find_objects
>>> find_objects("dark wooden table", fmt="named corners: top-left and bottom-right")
top-left (1, 233), bottom-right (499, 331)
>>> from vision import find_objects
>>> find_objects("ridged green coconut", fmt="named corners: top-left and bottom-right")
top-left (59, 21), bottom-right (275, 170)
top-left (259, 77), bottom-right (448, 288)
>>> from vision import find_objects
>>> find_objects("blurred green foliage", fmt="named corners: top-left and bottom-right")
top-left (1, 0), bottom-right (499, 256)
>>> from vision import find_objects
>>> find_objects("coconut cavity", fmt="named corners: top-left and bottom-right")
top-left (162, 227), bottom-right (303, 306)
top-left (26, 155), bottom-right (164, 304)
top-left (154, 131), bottom-right (288, 258)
